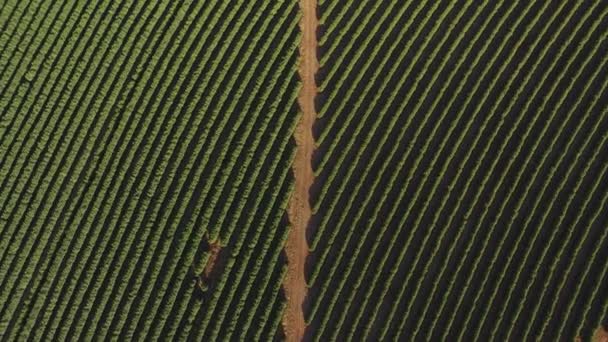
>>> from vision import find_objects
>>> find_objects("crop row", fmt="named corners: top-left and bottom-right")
top-left (308, 0), bottom-right (608, 341)
top-left (0, 0), bottom-right (299, 340)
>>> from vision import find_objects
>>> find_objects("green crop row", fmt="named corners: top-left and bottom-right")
top-left (310, 0), bottom-right (608, 341)
top-left (0, 0), bottom-right (299, 340)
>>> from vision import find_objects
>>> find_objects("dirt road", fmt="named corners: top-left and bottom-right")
top-left (282, 0), bottom-right (318, 340)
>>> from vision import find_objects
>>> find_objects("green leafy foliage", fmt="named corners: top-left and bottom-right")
top-left (0, 0), bottom-right (299, 340)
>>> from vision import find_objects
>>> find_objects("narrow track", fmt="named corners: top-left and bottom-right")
top-left (283, 0), bottom-right (317, 340)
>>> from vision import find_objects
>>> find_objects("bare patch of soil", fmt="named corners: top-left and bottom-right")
top-left (593, 325), bottom-right (608, 342)
top-left (576, 325), bottom-right (608, 342)
top-left (193, 239), bottom-right (225, 297)
top-left (203, 241), bottom-right (223, 279)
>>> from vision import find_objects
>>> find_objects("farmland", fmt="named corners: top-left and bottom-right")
top-left (0, 0), bottom-right (299, 340)
top-left (1, 0), bottom-right (607, 341)
top-left (308, 0), bottom-right (608, 341)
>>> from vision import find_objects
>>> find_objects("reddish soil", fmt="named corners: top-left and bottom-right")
top-left (593, 325), bottom-right (608, 342)
top-left (576, 325), bottom-right (608, 342)
top-left (282, 0), bottom-right (318, 340)
top-left (203, 241), bottom-right (222, 279)
top-left (192, 239), bottom-right (224, 295)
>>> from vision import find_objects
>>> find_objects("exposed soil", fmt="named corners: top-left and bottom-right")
top-left (282, 0), bottom-right (318, 340)
top-left (194, 239), bottom-right (225, 297)
top-left (576, 325), bottom-right (608, 342)
top-left (592, 325), bottom-right (608, 342)
top-left (203, 241), bottom-right (223, 279)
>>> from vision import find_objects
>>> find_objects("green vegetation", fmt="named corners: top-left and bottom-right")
top-left (308, 0), bottom-right (608, 341)
top-left (0, 0), bottom-right (299, 340)
top-left (1, 0), bottom-right (607, 341)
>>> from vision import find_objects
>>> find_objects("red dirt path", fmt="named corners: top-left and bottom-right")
top-left (282, 0), bottom-right (318, 340)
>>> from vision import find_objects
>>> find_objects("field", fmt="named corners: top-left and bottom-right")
top-left (0, 0), bottom-right (607, 341)
top-left (0, 0), bottom-right (299, 340)
top-left (307, 0), bottom-right (608, 341)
